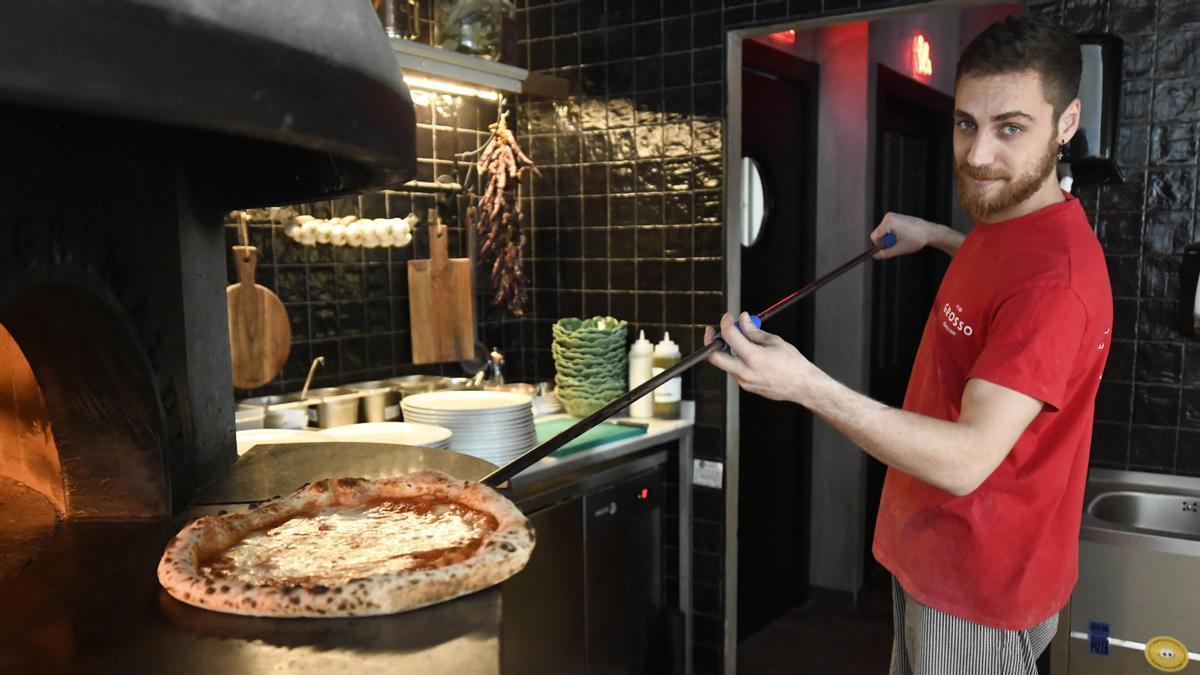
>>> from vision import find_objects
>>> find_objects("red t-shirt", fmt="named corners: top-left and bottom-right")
top-left (872, 194), bottom-right (1113, 630)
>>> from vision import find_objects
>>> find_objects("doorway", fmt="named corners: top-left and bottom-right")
top-left (737, 38), bottom-right (819, 640)
top-left (864, 65), bottom-right (955, 574)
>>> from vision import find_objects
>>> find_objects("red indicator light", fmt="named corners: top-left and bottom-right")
top-left (638, 488), bottom-right (649, 500)
top-left (912, 34), bottom-right (933, 79)
top-left (767, 30), bottom-right (796, 46)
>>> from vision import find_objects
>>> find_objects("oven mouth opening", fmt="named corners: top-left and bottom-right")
top-left (0, 282), bottom-right (171, 579)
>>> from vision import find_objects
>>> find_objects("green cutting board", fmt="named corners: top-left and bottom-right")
top-left (536, 418), bottom-right (647, 458)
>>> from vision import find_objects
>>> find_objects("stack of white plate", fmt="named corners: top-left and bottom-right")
top-left (532, 388), bottom-right (563, 417)
top-left (401, 390), bottom-right (536, 465)
top-left (318, 422), bottom-right (452, 449)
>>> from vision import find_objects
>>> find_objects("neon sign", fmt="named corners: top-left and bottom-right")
top-left (913, 34), bottom-right (933, 79)
top-left (768, 29), bottom-right (796, 45)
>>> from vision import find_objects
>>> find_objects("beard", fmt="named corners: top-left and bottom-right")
top-left (956, 134), bottom-right (1059, 222)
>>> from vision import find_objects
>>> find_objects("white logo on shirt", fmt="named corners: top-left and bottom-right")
top-left (941, 302), bottom-right (974, 337)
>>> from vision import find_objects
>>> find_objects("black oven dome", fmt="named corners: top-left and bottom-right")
top-left (0, 0), bottom-right (416, 206)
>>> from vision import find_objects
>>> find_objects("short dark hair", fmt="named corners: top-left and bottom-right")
top-left (956, 16), bottom-right (1081, 121)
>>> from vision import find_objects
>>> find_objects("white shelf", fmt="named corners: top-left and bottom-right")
top-left (390, 39), bottom-right (568, 98)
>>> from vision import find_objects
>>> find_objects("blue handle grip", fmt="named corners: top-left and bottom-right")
top-left (881, 232), bottom-right (898, 249)
top-left (715, 314), bottom-right (760, 351)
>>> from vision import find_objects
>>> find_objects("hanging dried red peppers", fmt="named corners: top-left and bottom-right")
top-left (472, 109), bottom-right (537, 316)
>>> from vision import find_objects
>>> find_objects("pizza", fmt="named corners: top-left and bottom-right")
top-left (157, 471), bottom-right (534, 618)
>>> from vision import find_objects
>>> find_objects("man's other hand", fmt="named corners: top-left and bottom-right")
top-left (871, 212), bottom-right (937, 259)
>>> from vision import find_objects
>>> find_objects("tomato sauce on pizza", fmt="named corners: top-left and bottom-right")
top-left (201, 497), bottom-right (499, 587)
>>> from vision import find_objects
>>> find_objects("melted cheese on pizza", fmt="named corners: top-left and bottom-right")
top-left (200, 498), bottom-right (498, 587)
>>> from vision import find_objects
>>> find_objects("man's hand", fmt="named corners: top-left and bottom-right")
top-left (870, 212), bottom-right (964, 258)
top-left (704, 312), bottom-right (824, 404)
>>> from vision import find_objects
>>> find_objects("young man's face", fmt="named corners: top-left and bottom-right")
top-left (952, 69), bottom-right (1063, 223)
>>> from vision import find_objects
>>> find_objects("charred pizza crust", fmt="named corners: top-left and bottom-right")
top-left (157, 471), bottom-right (534, 618)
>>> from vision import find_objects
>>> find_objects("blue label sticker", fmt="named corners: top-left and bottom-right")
top-left (1089, 621), bottom-right (1111, 656)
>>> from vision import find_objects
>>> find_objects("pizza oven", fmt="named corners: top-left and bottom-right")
top-left (0, 1), bottom-right (414, 586)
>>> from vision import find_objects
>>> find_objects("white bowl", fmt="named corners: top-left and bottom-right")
top-left (235, 428), bottom-right (323, 455)
top-left (317, 422), bottom-right (453, 448)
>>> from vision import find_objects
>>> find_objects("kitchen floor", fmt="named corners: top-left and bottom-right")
top-left (739, 567), bottom-right (1054, 675)
top-left (738, 567), bottom-right (894, 675)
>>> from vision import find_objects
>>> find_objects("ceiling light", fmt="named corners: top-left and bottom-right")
top-left (402, 74), bottom-right (500, 101)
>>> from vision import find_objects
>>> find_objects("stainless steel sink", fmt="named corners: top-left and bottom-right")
top-left (1051, 469), bottom-right (1200, 674)
top-left (1087, 490), bottom-right (1200, 540)
top-left (1080, 470), bottom-right (1200, 553)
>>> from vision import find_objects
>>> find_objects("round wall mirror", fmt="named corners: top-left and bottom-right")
top-left (740, 157), bottom-right (770, 247)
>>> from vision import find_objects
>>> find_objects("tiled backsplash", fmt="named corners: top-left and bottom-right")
top-left (226, 91), bottom-right (527, 398)
top-left (1024, 0), bottom-right (1200, 476)
top-left (516, 100), bottom-right (726, 386)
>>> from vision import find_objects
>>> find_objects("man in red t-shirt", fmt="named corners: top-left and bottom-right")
top-left (707, 16), bottom-right (1112, 674)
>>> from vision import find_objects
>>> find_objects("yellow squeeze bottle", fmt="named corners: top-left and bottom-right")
top-left (651, 332), bottom-right (681, 419)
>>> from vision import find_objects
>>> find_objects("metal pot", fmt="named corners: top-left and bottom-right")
top-left (235, 404), bottom-right (266, 430)
top-left (304, 387), bottom-right (365, 428)
top-left (345, 380), bottom-right (401, 422)
top-left (443, 377), bottom-right (480, 391)
top-left (239, 393), bottom-right (315, 429)
top-left (387, 374), bottom-right (449, 398)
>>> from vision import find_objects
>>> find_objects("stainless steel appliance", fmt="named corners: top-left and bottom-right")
top-left (502, 450), bottom-right (675, 675)
top-left (1050, 469), bottom-right (1200, 674)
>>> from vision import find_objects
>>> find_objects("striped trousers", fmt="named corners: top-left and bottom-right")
top-left (890, 577), bottom-right (1058, 675)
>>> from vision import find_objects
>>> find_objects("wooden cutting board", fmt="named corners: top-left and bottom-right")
top-left (227, 245), bottom-right (291, 389)
top-left (408, 212), bottom-right (475, 364)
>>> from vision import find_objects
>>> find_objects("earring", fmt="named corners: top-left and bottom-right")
top-left (1057, 140), bottom-right (1067, 161)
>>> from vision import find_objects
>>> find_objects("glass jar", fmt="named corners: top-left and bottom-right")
top-left (373, 0), bottom-right (417, 40)
top-left (435, 0), bottom-right (515, 60)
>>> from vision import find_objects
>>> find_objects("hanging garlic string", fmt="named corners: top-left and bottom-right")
top-left (282, 213), bottom-right (418, 248)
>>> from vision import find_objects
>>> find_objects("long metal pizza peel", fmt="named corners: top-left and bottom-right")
top-left (481, 233), bottom-right (898, 487)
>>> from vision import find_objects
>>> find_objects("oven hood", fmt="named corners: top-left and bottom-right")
top-left (0, 0), bottom-right (417, 206)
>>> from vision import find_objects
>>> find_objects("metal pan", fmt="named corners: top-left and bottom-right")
top-left (195, 441), bottom-right (501, 506)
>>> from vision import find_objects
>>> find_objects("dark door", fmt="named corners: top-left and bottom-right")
top-left (865, 65), bottom-right (954, 573)
top-left (738, 39), bottom-right (819, 640)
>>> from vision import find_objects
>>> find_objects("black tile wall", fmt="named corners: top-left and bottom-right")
top-left (515, 2), bottom-right (732, 669)
top-left (227, 91), bottom-right (527, 397)
top-left (1026, 0), bottom-right (1200, 477)
top-left (519, 0), bottom-right (1200, 672)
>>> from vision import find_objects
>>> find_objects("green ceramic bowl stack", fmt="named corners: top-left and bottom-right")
top-left (551, 316), bottom-right (628, 417)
